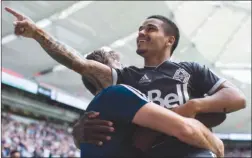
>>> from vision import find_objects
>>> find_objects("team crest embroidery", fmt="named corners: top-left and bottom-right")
top-left (173, 68), bottom-right (190, 83)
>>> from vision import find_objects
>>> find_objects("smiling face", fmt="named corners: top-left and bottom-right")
top-left (136, 16), bottom-right (179, 59)
top-left (136, 18), bottom-right (169, 58)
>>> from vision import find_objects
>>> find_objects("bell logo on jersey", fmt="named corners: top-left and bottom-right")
top-left (147, 84), bottom-right (189, 109)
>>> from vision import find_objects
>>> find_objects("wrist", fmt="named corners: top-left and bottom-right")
top-left (187, 99), bottom-right (202, 113)
top-left (32, 26), bottom-right (42, 40)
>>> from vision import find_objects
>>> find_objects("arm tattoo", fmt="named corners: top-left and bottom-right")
top-left (33, 28), bottom-right (112, 90)
top-left (85, 74), bottom-right (104, 92)
top-left (34, 28), bottom-right (84, 69)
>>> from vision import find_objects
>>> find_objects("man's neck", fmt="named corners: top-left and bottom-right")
top-left (144, 53), bottom-right (171, 67)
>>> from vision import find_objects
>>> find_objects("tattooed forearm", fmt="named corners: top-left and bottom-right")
top-left (32, 27), bottom-right (113, 90)
top-left (33, 27), bottom-right (85, 71)
top-left (84, 62), bottom-right (113, 89)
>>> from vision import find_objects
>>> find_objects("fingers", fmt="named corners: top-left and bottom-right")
top-left (84, 134), bottom-right (112, 146)
top-left (5, 7), bottom-right (23, 19)
top-left (74, 131), bottom-right (111, 147)
top-left (84, 119), bottom-right (113, 126)
top-left (91, 134), bottom-right (112, 141)
top-left (86, 111), bottom-right (100, 118)
top-left (79, 111), bottom-right (99, 121)
top-left (76, 132), bottom-right (110, 146)
top-left (84, 125), bottom-right (114, 133)
top-left (85, 140), bottom-right (103, 146)
top-left (80, 111), bottom-right (113, 126)
top-left (80, 112), bottom-right (113, 126)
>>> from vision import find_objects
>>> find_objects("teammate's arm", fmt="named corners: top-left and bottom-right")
top-left (5, 7), bottom-right (113, 90)
top-left (133, 102), bottom-right (224, 157)
top-left (188, 62), bottom-right (246, 114)
top-left (73, 101), bottom-right (224, 156)
top-left (192, 81), bottom-right (246, 114)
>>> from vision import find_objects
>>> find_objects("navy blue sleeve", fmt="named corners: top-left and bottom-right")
top-left (87, 85), bottom-right (149, 123)
top-left (112, 66), bottom-right (139, 86)
top-left (180, 62), bottom-right (226, 96)
top-left (182, 62), bottom-right (226, 96)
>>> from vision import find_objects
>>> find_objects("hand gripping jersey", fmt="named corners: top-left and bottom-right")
top-left (112, 60), bottom-right (226, 153)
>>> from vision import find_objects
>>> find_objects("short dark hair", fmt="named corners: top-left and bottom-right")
top-left (147, 15), bottom-right (180, 56)
top-left (82, 49), bottom-right (118, 95)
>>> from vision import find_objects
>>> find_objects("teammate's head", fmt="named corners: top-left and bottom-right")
top-left (86, 47), bottom-right (122, 69)
top-left (136, 15), bottom-right (180, 57)
top-left (82, 47), bottom-right (122, 95)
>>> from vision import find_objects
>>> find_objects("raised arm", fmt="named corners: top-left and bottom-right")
top-left (5, 7), bottom-right (113, 90)
top-left (33, 28), bottom-right (113, 89)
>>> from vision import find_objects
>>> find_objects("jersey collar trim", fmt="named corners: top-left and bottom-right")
top-left (144, 58), bottom-right (171, 69)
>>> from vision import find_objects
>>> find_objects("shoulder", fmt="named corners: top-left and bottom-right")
top-left (169, 60), bottom-right (197, 71)
top-left (126, 65), bottom-right (143, 71)
top-left (169, 61), bottom-right (211, 76)
top-left (176, 61), bottom-right (198, 67)
top-left (113, 65), bottom-right (144, 85)
top-left (117, 65), bottom-right (144, 73)
top-left (174, 61), bottom-right (206, 71)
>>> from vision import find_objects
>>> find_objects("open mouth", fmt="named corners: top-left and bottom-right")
top-left (138, 40), bottom-right (146, 44)
top-left (137, 38), bottom-right (150, 45)
top-left (138, 40), bottom-right (146, 43)
top-left (137, 36), bottom-right (150, 44)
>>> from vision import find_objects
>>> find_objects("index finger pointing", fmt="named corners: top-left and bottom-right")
top-left (5, 7), bottom-right (22, 18)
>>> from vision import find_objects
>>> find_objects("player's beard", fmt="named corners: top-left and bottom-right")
top-left (136, 48), bottom-right (147, 55)
top-left (136, 37), bottom-right (150, 56)
top-left (136, 42), bottom-right (149, 56)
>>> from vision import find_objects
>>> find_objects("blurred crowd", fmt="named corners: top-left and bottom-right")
top-left (2, 112), bottom-right (251, 158)
top-left (225, 147), bottom-right (251, 157)
top-left (1, 113), bottom-right (80, 158)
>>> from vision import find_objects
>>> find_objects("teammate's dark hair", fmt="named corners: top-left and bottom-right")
top-left (147, 15), bottom-right (180, 56)
top-left (82, 49), bottom-right (117, 95)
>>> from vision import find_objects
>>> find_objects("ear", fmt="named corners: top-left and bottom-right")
top-left (165, 36), bottom-right (175, 47)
